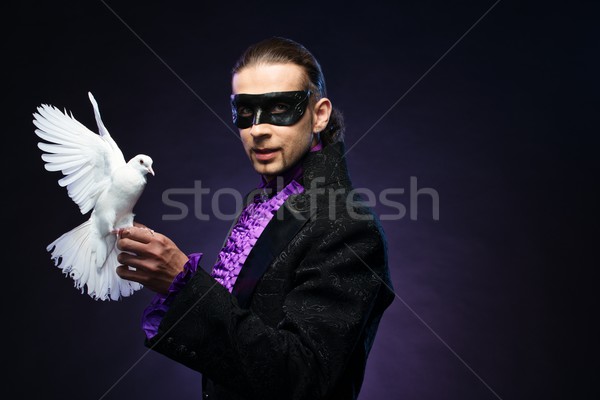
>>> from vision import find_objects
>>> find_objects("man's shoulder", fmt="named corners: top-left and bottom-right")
top-left (289, 185), bottom-right (385, 248)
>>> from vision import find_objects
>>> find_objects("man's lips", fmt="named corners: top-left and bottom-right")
top-left (252, 147), bottom-right (280, 161)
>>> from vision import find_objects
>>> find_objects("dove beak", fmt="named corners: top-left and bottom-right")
top-left (148, 166), bottom-right (155, 176)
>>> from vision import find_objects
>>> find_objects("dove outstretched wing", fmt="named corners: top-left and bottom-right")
top-left (32, 93), bottom-right (126, 215)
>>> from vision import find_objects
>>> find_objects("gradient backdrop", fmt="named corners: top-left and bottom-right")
top-left (5, 1), bottom-right (597, 399)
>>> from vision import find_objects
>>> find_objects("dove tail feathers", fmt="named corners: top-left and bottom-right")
top-left (47, 219), bottom-right (143, 301)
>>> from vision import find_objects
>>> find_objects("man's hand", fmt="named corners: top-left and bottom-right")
top-left (116, 224), bottom-right (189, 294)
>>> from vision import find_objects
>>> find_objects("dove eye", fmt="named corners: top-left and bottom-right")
top-left (139, 159), bottom-right (144, 165)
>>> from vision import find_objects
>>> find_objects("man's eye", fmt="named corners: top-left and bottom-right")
top-left (271, 103), bottom-right (290, 114)
top-left (237, 106), bottom-right (253, 117)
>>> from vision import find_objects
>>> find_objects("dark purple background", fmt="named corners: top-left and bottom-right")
top-left (5, 1), bottom-right (597, 399)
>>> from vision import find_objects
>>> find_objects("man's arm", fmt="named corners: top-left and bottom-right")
top-left (146, 215), bottom-right (393, 400)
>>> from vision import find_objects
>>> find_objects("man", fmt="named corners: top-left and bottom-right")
top-left (116, 37), bottom-right (395, 400)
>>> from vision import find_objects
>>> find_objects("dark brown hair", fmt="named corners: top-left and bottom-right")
top-left (232, 37), bottom-right (345, 145)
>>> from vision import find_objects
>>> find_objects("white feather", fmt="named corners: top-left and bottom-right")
top-left (33, 92), bottom-right (154, 301)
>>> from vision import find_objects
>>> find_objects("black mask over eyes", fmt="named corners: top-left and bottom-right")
top-left (230, 90), bottom-right (311, 129)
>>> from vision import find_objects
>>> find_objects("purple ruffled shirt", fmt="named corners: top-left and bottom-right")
top-left (210, 179), bottom-right (304, 292)
top-left (142, 141), bottom-right (322, 339)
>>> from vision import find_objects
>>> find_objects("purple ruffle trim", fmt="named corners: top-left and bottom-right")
top-left (141, 253), bottom-right (203, 339)
top-left (210, 180), bottom-right (304, 292)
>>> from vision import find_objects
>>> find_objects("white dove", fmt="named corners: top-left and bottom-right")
top-left (33, 92), bottom-right (155, 301)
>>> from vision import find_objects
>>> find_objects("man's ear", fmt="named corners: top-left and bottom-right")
top-left (312, 97), bottom-right (332, 133)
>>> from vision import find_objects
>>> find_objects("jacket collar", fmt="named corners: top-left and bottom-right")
top-left (301, 141), bottom-right (351, 190)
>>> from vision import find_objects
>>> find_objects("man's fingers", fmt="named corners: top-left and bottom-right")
top-left (118, 226), bottom-right (155, 245)
top-left (117, 251), bottom-right (134, 265)
top-left (116, 250), bottom-right (149, 269)
top-left (116, 265), bottom-right (146, 285)
top-left (116, 237), bottom-right (150, 255)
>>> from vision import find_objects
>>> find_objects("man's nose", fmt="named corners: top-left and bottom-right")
top-left (249, 109), bottom-right (271, 136)
top-left (252, 108), bottom-right (264, 126)
top-left (249, 122), bottom-right (271, 138)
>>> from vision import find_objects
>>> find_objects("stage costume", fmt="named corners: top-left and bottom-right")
top-left (144, 141), bottom-right (395, 400)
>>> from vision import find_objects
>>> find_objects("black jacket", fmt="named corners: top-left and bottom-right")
top-left (146, 142), bottom-right (395, 400)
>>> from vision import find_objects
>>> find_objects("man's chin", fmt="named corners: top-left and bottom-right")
top-left (252, 162), bottom-right (282, 178)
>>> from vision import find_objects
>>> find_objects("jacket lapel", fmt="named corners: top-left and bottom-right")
top-left (232, 197), bottom-right (310, 309)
